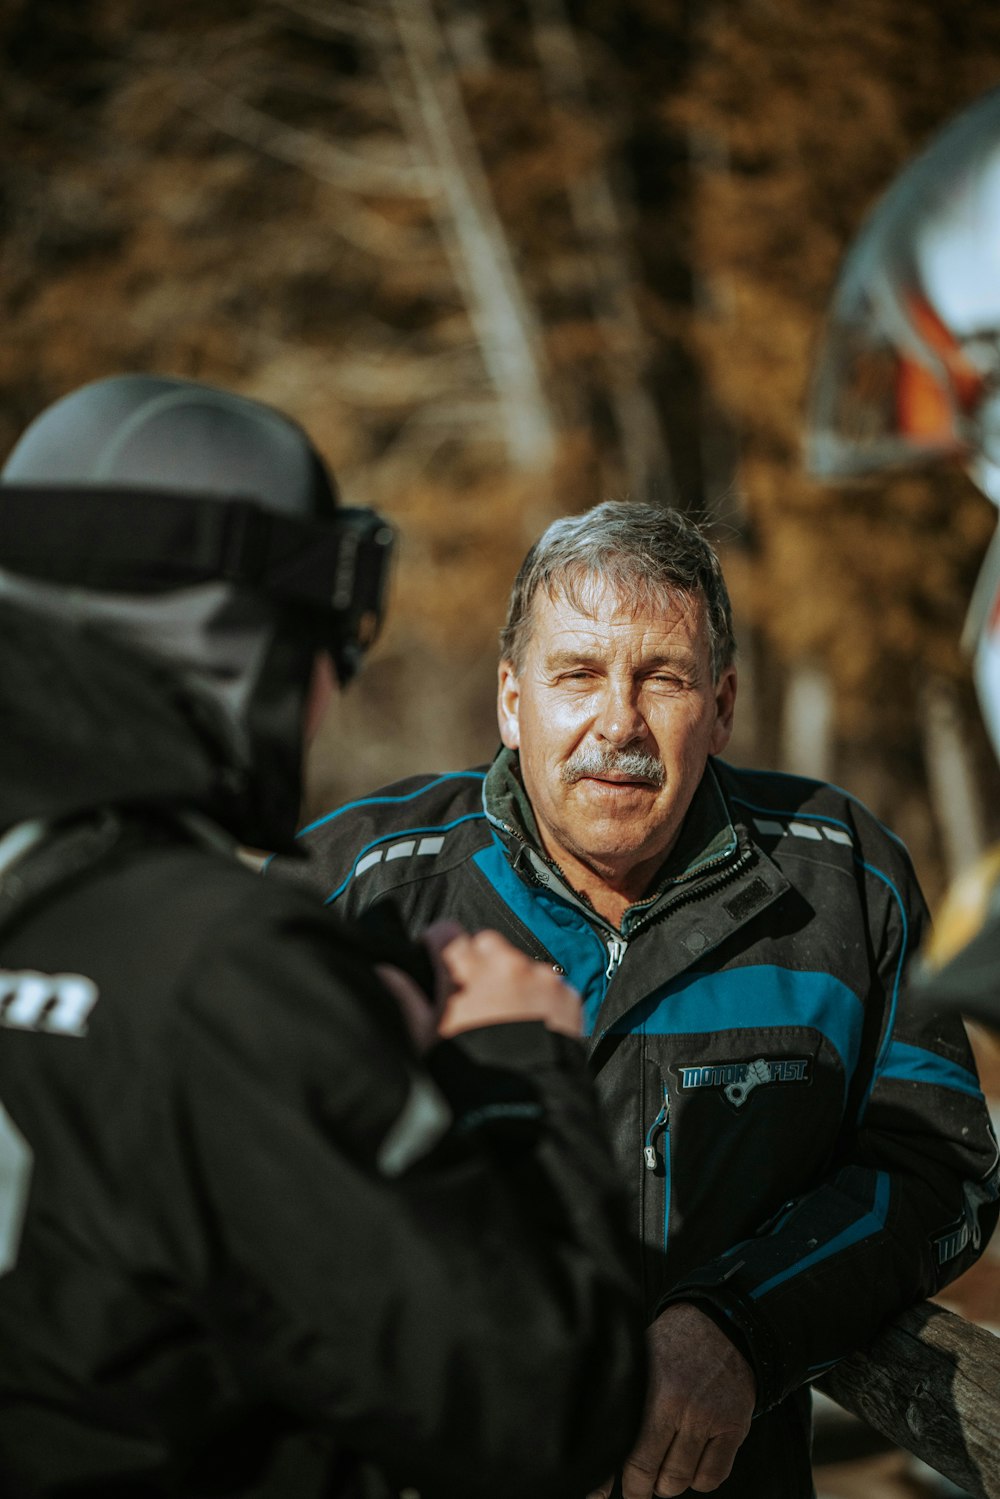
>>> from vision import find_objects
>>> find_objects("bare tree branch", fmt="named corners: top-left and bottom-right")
top-left (178, 70), bottom-right (433, 195)
top-left (329, 348), bottom-right (488, 405)
top-left (267, 0), bottom-right (391, 47)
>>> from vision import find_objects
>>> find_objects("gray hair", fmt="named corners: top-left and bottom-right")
top-left (499, 501), bottom-right (736, 680)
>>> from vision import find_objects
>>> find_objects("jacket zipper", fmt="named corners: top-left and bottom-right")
top-left (626, 845), bottom-right (754, 941)
top-left (491, 812), bottom-right (757, 1005)
top-left (489, 812), bottom-right (632, 981)
top-left (593, 851), bottom-right (756, 1051)
top-left (605, 933), bottom-right (627, 978)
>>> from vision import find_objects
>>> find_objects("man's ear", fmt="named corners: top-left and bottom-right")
top-left (709, 667), bottom-right (738, 756)
top-left (497, 660), bottom-right (521, 750)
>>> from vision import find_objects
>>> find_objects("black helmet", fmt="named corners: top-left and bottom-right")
top-left (0, 374), bottom-right (394, 848)
top-left (0, 374), bottom-right (393, 683)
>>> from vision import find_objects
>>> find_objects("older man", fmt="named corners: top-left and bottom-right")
top-left (276, 501), bottom-right (999, 1499)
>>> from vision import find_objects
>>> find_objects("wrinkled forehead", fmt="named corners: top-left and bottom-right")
top-left (538, 565), bottom-right (704, 633)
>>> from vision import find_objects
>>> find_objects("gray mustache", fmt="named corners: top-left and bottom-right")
top-left (561, 746), bottom-right (665, 787)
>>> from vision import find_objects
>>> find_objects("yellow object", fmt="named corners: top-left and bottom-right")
top-left (925, 843), bottom-right (1000, 971)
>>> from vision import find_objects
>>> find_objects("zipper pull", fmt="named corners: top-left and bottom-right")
top-left (643, 1090), bottom-right (670, 1170)
top-left (605, 933), bottom-right (627, 978)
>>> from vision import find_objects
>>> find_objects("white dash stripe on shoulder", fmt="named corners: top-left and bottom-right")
top-left (353, 833), bottom-right (447, 882)
top-left (753, 816), bottom-right (853, 846)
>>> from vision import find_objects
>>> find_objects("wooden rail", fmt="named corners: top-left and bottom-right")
top-left (817, 1303), bottom-right (1000, 1497)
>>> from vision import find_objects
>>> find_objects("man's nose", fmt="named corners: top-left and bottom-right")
top-left (594, 684), bottom-right (647, 746)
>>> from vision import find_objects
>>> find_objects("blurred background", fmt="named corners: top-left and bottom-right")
top-left (4, 1), bottom-right (1000, 1491)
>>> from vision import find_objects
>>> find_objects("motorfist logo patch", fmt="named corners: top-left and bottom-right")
top-left (675, 1056), bottom-right (811, 1108)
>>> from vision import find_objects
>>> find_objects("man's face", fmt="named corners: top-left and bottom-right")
top-left (497, 578), bottom-right (736, 901)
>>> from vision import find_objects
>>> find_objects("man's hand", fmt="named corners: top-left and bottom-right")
top-left (588, 1302), bottom-right (755, 1499)
top-left (434, 924), bottom-right (583, 1039)
top-left (378, 920), bottom-right (582, 1051)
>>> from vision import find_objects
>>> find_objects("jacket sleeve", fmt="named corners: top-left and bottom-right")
top-left (148, 886), bottom-right (646, 1499)
top-left (659, 849), bottom-right (1000, 1412)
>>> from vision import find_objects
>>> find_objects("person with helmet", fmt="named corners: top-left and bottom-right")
top-left (0, 375), bottom-right (647, 1499)
top-left (808, 84), bottom-right (1000, 1028)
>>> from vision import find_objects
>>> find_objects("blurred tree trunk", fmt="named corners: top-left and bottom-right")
top-left (527, 0), bottom-right (674, 499)
top-left (921, 679), bottom-right (988, 881)
top-left (781, 663), bottom-right (834, 783)
top-left (387, 0), bottom-right (558, 471)
top-left (603, 0), bottom-right (711, 512)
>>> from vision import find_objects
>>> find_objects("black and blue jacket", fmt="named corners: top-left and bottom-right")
top-left (277, 748), bottom-right (1000, 1499)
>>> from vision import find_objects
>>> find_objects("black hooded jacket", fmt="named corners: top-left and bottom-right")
top-left (0, 603), bottom-right (646, 1499)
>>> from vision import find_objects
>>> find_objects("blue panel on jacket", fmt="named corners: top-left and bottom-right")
top-left (618, 965), bottom-right (866, 1095)
top-left (473, 837), bottom-right (610, 1031)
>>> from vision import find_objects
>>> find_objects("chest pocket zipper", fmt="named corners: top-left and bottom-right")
top-left (643, 1083), bottom-right (672, 1253)
top-left (643, 1086), bottom-right (670, 1170)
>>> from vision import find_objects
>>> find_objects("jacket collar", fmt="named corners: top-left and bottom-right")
top-left (0, 599), bottom-right (244, 839)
